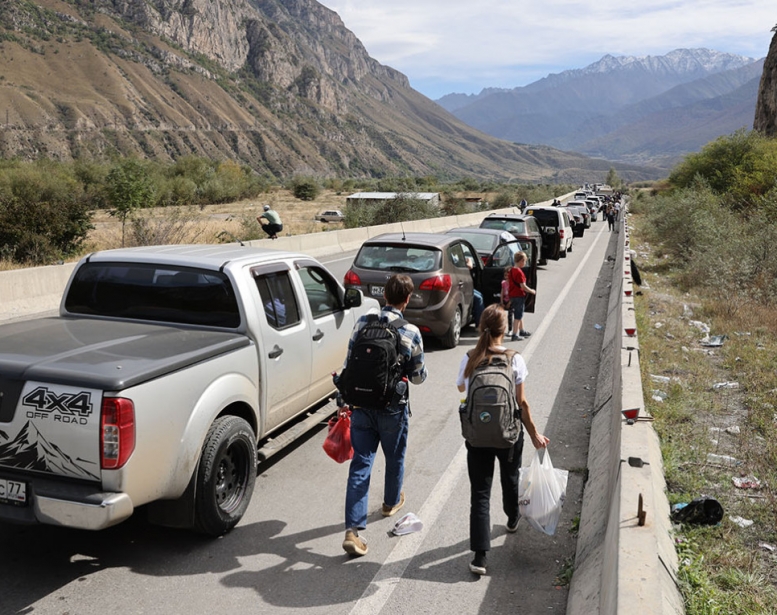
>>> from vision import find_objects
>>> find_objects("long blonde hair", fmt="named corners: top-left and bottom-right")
top-left (464, 304), bottom-right (509, 378)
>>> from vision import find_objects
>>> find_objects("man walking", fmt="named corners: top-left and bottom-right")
top-left (257, 204), bottom-right (283, 239)
top-left (339, 274), bottom-right (427, 556)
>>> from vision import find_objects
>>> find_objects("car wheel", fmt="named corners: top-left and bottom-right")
top-left (567, 241), bottom-right (573, 253)
top-left (194, 416), bottom-right (257, 536)
top-left (319, 218), bottom-right (327, 223)
top-left (560, 247), bottom-right (567, 258)
top-left (442, 306), bottom-right (462, 349)
top-left (539, 256), bottom-right (547, 266)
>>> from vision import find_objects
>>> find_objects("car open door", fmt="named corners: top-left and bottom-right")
top-left (478, 240), bottom-right (537, 313)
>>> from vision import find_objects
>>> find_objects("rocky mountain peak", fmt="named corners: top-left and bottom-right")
top-left (754, 29), bottom-right (777, 136)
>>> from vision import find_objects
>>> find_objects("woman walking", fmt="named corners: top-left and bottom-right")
top-left (456, 304), bottom-right (549, 575)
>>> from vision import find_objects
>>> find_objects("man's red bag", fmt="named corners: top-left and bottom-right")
top-left (323, 411), bottom-right (353, 463)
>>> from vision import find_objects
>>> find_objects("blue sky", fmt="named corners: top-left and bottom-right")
top-left (317, 0), bottom-right (774, 99)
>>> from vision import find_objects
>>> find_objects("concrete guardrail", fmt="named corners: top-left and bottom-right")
top-left (567, 212), bottom-right (684, 615)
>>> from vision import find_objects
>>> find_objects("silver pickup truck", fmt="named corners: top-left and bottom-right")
top-left (0, 245), bottom-right (378, 535)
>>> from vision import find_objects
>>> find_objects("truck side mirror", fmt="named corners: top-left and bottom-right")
top-left (343, 287), bottom-right (363, 309)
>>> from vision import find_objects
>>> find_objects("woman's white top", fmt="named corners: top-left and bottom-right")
top-left (456, 345), bottom-right (528, 394)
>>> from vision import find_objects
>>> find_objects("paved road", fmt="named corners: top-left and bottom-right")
top-left (0, 222), bottom-right (616, 615)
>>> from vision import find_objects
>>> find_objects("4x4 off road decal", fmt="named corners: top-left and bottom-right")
top-left (22, 386), bottom-right (94, 424)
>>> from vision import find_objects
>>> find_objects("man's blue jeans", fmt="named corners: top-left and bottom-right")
top-left (345, 405), bottom-right (409, 530)
top-left (473, 289), bottom-right (484, 326)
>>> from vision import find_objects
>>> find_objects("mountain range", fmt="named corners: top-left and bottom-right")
top-left (437, 49), bottom-right (764, 168)
top-left (0, 421), bottom-right (100, 481)
top-left (0, 0), bottom-right (663, 182)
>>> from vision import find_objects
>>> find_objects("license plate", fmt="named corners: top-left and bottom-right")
top-left (0, 478), bottom-right (27, 506)
top-left (370, 285), bottom-right (384, 297)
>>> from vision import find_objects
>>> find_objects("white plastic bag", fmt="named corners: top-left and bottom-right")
top-left (518, 449), bottom-right (569, 536)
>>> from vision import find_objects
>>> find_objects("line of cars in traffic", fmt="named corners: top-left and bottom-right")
top-left (342, 194), bottom-right (606, 348)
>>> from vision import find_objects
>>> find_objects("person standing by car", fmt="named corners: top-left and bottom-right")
top-left (456, 304), bottom-right (549, 575)
top-left (508, 252), bottom-right (536, 341)
top-left (339, 274), bottom-right (428, 557)
top-left (257, 204), bottom-right (283, 239)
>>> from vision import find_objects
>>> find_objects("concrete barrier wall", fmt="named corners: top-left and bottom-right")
top-left (567, 213), bottom-right (684, 615)
top-left (0, 194), bottom-right (572, 322)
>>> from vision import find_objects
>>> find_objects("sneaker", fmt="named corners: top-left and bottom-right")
top-left (381, 491), bottom-right (405, 517)
top-left (510, 333), bottom-right (521, 342)
top-left (519, 330), bottom-right (532, 337)
top-left (506, 514), bottom-right (520, 533)
top-left (342, 529), bottom-right (368, 556)
top-left (469, 551), bottom-right (488, 575)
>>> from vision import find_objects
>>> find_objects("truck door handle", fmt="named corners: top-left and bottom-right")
top-left (268, 345), bottom-right (283, 359)
top-left (312, 329), bottom-right (324, 341)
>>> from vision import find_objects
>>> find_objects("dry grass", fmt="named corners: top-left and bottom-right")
top-left (629, 212), bottom-right (777, 614)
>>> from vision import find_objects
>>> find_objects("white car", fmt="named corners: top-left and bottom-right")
top-left (318, 210), bottom-right (344, 223)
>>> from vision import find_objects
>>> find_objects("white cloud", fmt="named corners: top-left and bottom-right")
top-left (318, 0), bottom-right (774, 98)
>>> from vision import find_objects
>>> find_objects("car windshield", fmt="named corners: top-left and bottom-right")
top-left (480, 219), bottom-right (526, 235)
top-left (354, 244), bottom-right (441, 272)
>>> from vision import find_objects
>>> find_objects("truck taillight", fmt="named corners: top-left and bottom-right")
top-left (419, 274), bottom-right (452, 293)
top-left (343, 269), bottom-right (361, 286)
top-left (101, 397), bottom-right (135, 469)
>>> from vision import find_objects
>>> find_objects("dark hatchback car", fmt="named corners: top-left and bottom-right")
top-left (343, 232), bottom-right (536, 348)
top-left (478, 213), bottom-right (545, 266)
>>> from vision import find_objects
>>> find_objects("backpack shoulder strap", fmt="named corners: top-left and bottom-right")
top-left (388, 318), bottom-right (407, 331)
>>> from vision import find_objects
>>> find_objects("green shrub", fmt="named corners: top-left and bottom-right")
top-left (290, 176), bottom-right (321, 201)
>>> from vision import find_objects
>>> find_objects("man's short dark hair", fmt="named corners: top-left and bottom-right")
top-left (385, 274), bottom-right (413, 305)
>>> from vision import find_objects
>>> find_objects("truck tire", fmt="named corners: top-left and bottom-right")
top-left (441, 306), bottom-right (462, 348)
top-left (194, 416), bottom-right (257, 536)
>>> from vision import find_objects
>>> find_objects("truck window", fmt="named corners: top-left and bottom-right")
top-left (65, 262), bottom-right (240, 328)
top-left (255, 272), bottom-right (301, 329)
top-left (298, 266), bottom-right (341, 319)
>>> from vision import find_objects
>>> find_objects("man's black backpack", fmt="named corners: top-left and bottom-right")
top-left (338, 314), bottom-right (407, 409)
top-left (460, 350), bottom-right (521, 449)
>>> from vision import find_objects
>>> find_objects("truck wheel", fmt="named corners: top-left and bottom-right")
top-left (441, 307), bottom-right (462, 348)
top-left (194, 416), bottom-right (257, 536)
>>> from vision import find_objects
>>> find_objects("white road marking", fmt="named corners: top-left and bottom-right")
top-left (349, 227), bottom-right (608, 614)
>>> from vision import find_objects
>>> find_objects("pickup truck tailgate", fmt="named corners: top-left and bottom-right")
top-left (0, 317), bottom-right (250, 483)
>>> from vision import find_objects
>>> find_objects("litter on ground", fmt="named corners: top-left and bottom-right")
top-left (707, 453), bottom-right (739, 466)
top-left (650, 374), bottom-right (671, 384)
top-left (732, 476), bottom-right (761, 489)
top-left (729, 515), bottom-right (754, 528)
top-left (701, 335), bottom-right (727, 347)
top-left (759, 542), bottom-right (776, 552)
top-left (713, 381), bottom-right (740, 390)
top-left (725, 425), bottom-right (741, 435)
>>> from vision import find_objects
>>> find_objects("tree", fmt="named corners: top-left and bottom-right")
top-left (605, 167), bottom-right (622, 189)
top-left (106, 159), bottom-right (155, 246)
top-left (290, 176), bottom-right (321, 201)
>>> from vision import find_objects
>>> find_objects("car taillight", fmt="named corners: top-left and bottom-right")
top-left (343, 269), bottom-right (361, 286)
top-left (559, 229), bottom-right (565, 238)
top-left (101, 397), bottom-right (135, 469)
top-left (480, 255), bottom-right (489, 265)
top-left (419, 274), bottom-right (452, 293)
